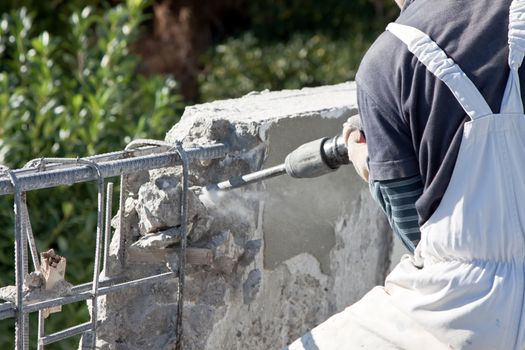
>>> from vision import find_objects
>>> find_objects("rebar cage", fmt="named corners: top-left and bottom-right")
top-left (0, 140), bottom-right (228, 349)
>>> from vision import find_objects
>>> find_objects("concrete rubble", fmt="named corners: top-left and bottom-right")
top-left (0, 249), bottom-right (73, 309)
top-left (95, 82), bottom-right (391, 349)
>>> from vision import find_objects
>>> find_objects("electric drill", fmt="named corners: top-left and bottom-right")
top-left (284, 114), bottom-right (361, 178)
top-left (206, 115), bottom-right (362, 191)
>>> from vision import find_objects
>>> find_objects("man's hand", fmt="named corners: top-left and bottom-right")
top-left (342, 121), bottom-right (369, 182)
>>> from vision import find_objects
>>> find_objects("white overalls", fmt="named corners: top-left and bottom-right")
top-left (288, 1), bottom-right (525, 349)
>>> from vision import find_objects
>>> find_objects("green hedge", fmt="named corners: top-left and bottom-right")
top-left (200, 0), bottom-right (397, 101)
top-left (199, 32), bottom-right (372, 101)
top-left (0, 2), bottom-right (182, 349)
top-left (247, 0), bottom-right (392, 40)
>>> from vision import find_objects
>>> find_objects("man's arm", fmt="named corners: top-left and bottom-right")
top-left (344, 83), bottom-right (422, 252)
top-left (369, 177), bottom-right (421, 252)
top-left (343, 119), bottom-right (422, 252)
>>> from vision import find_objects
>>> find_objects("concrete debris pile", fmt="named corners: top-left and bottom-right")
top-left (95, 83), bottom-right (391, 350)
top-left (0, 249), bottom-right (72, 312)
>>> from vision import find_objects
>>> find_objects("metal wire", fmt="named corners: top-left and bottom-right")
top-left (26, 158), bottom-right (105, 349)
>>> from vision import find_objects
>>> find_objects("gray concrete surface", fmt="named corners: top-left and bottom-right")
top-left (389, 233), bottom-right (411, 272)
top-left (95, 82), bottom-right (392, 349)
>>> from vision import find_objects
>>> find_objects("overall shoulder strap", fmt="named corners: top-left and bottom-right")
top-left (501, 0), bottom-right (525, 114)
top-left (386, 23), bottom-right (493, 120)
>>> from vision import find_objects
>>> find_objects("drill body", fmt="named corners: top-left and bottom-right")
top-left (284, 115), bottom-right (361, 179)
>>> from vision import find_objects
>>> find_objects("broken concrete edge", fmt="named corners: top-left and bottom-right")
top-left (97, 82), bottom-right (392, 350)
top-left (129, 82), bottom-right (362, 272)
top-left (166, 82), bottom-right (358, 144)
top-left (121, 84), bottom-right (362, 259)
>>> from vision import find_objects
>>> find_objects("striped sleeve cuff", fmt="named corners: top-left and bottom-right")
top-left (369, 175), bottom-right (423, 253)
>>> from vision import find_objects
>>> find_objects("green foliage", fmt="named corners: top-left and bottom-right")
top-left (199, 0), bottom-right (398, 102)
top-left (199, 32), bottom-right (371, 101)
top-left (0, 2), bottom-right (182, 349)
top-left (0, 3), bottom-right (181, 164)
top-left (0, 0), bottom-right (105, 36)
top-left (247, 0), bottom-right (397, 40)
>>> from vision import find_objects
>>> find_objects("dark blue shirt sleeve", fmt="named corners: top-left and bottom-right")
top-left (356, 82), bottom-right (420, 181)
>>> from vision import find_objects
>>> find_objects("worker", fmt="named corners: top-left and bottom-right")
top-left (288, 0), bottom-right (525, 349)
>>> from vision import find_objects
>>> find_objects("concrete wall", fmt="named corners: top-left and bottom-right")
top-left (97, 82), bottom-right (392, 349)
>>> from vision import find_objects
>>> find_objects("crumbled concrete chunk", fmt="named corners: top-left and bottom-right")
top-left (130, 226), bottom-right (185, 250)
top-left (0, 286), bottom-right (16, 302)
top-left (24, 271), bottom-right (44, 289)
top-left (0, 274), bottom-right (72, 304)
top-left (136, 175), bottom-right (206, 235)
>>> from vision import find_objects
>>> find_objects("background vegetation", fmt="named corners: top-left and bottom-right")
top-left (0, 0), bottom-right (397, 348)
top-left (201, 0), bottom-right (398, 100)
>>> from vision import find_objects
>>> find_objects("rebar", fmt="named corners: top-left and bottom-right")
top-left (33, 277), bottom-right (126, 350)
top-left (0, 302), bottom-right (15, 319)
top-left (103, 182), bottom-right (114, 275)
top-left (8, 170), bottom-right (28, 350)
top-left (0, 272), bottom-right (175, 324)
top-left (117, 175), bottom-right (127, 272)
top-left (40, 321), bottom-right (95, 346)
top-left (76, 159), bottom-right (105, 347)
top-left (0, 141), bottom-right (230, 348)
top-left (21, 193), bottom-right (40, 271)
top-left (21, 193), bottom-right (44, 349)
top-left (37, 311), bottom-right (45, 350)
top-left (23, 272), bottom-right (175, 314)
top-left (20, 193), bottom-right (30, 350)
top-left (0, 143), bottom-right (228, 195)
